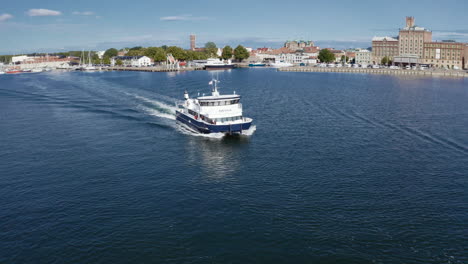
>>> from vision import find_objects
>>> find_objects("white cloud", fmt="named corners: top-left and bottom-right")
top-left (72, 11), bottom-right (94, 16)
top-left (160, 15), bottom-right (209, 21)
top-left (433, 31), bottom-right (468, 38)
top-left (27, 9), bottom-right (62, 17)
top-left (0, 13), bottom-right (13, 22)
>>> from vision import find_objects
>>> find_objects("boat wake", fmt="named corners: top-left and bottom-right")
top-left (129, 93), bottom-right (178, 120)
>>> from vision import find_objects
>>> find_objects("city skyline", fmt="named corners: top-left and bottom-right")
top-left (1, 0), bottom-right (468, 54)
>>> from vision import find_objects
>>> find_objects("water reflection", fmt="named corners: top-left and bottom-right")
top-left (185, 135), bottom-right (249, 180)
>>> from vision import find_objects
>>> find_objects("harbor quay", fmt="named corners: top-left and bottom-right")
top-left (105, 65), bottom-right (204, 72)
top-left (278, 66), bottom-right (468, 78)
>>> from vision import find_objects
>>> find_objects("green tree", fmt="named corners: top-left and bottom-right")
top-left (127, 48), bottom-right (145, 56)
top-left (104, 48), bottom-right (118, 58)
top-left (144, 47), bottom-right (167, 62)
top-left (69, 51), bottom-right (83, 57)
top-left (186, 50), bottom-right (208, 60)
top-left (340, 55), bottom-right (349, 63)
top-left (205, 42), bottom-right (217, 49)
top-left (116, 59), bottom-right (123, 66)
top-left (92, 53), bottom-right (100, 64)
top-left (381, 56), bottom-right (390, 65)
top-left (221, 46), bottom-right (233, 60)
top-left (166, 46), bottom-right (187, 60)
top-left (318, 49), bottom-right (335, 63)
top-left (204, 42), bottom-right (218, 57)
top-left (103, 57), bottom-right (111, 65)
top-left (234, 45), bottom-right (249, 61)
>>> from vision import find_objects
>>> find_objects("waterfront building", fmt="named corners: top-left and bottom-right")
top-left (111, 56), bottom-right (152, 67)
top-left (117, 49), bottom-right (128, 56)
top-left (11, 55), bottom-right (72, 69)
top-left (12, 55), bottom-right (29, 64)
top-left (284, 40), bottom-right (315, 51)
top-left (329, 49), bottom-right (345, 62)
top-left (190, 34), bottom-right (196, 50)
top-left (372, 36), bottom-right (399, 64)
top-left (355, 49), bottom-right (372, 65)
top-left (465, 45), bottom-right (468, 69)
top-left (345, 51), bottom-right (356, 62)
top-left (422, 41), bottom-right (465, 69)
top-left (96, 51), bottom-right (105, 59)
top-left (398, 17), bottom-right (432, 58)
top-left (303, 57), bottom-right (318, 64)
top-left (303, 46), bottom-right (320, 53)
top-left (278, 53), bottom-right (309, 64)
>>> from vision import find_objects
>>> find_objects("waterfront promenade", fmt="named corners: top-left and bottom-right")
top-left (106, 65), bottom-right (204, 72)
top-left (278, 66), bottom-right (468, 78)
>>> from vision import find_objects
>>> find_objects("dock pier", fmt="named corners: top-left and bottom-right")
top-left (278, 67), bottom-right (468, 78)
top-left (105, 66), bottom-right (204, 72)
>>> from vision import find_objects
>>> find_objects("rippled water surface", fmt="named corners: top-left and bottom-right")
top-left (1, 69), bottom-right (467, 263)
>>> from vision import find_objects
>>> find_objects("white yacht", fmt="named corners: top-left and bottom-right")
top-left (269, 61), bottom-right (293, 68)
top-left (176, 78), bottom-right (253, 134)
top-left (204, 58), bottom-right (234, 70)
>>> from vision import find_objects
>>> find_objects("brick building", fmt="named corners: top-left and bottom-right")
top-left (422, 41), bottom-right (465, 69)
top-left (465, 45), bottom-right (468, 69)
top-left (372, 36), bottom-right (399, 64)
top-left (190, 35), bottom-right (196, 50)
top-left (398, 17), bottom-right (432, 58)
top-left (284, 40), bottom-right (314, 51)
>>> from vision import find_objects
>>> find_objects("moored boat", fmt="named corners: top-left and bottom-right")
top-left (269, 61), bottom-right (293, 68)
top-left (249, 62), bottom-right (266, 67)
top-left (176, 79), bottom-right (253, 134)
top-left (204, 58), bottom-right (234, 70)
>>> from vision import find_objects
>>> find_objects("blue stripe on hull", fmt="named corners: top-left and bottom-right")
top-left (176, 111), bottom-right (251, 134)
top-left (205, 65), bottom-right (235, 70)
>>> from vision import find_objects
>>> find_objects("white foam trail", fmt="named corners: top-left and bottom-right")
top-left (127, 93), bottom-right (178, 120)
top-left (242, 125), bottom-right (257, 136)
top-left (133, 94), bottom-right (178, 113)
top-left (138, 105), bottom-right (176, 120)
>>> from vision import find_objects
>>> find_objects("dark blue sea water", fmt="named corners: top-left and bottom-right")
top-left (1, 69), bottom-right (467, 263)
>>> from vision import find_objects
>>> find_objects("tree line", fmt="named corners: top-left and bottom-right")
top-left (106, 42), bottom-right (249, 65)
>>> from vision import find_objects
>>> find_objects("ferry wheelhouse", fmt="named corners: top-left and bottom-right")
top-left (176, 79), bottom-right (252, 134)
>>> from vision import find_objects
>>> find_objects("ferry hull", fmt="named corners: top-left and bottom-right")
top-left (204, 64), bottom-right (235, 70)
top-left (176, 111), bottom-right (251, 134)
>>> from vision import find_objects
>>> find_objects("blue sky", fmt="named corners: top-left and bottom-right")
top-left (1, 0), bottom-right (467, 54)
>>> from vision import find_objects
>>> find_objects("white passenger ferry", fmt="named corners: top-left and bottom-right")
top-left (176, 79), bottom-right (253, 134)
